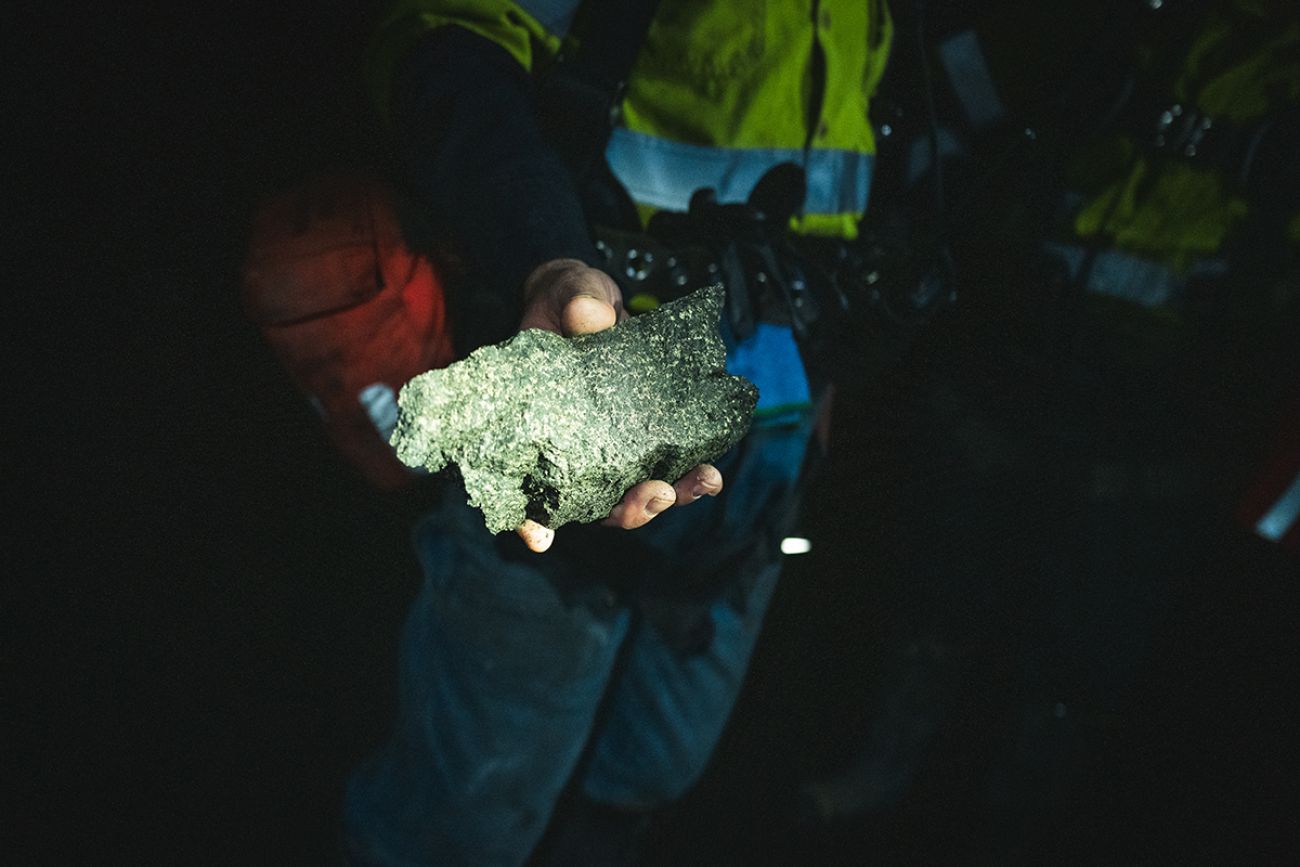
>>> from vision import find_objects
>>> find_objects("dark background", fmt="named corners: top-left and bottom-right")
top-left (11, 1), bottom-right (1299, 864)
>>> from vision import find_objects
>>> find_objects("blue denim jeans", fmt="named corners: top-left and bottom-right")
top-left (343, 414), bottom-right (812, 867)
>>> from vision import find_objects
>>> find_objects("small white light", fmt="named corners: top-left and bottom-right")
top-left (780, 537), bottom-right (812, 555)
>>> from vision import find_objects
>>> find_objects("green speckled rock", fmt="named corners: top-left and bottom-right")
top-left (390, 284), bottom-right (757, 533)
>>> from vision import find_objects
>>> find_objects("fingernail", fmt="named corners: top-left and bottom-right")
top-left (692, 479), bottom-right (721, 498)
top-left (645, 495), bottom-right (674, 516)
top-left (524, 525), bottom-right (554, 551)
top-left (691, 472), bottom-right (720, 499)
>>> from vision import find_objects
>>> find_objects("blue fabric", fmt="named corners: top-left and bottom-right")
top-left (344, 416), bottom-right (814, 866)
top-left (577, 557), bottom-right (782, 806)
top-left (343, 503), bottom-right (785, 866)
top-left (514, 0), bottom-right (583, 37)
top-left (724, 320), bottom-right (812, 424)
top-left (344, 499), bottom-right (631, 867)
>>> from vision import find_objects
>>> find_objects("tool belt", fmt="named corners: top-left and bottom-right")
top-left (590, 164), bottom-right (952, 395)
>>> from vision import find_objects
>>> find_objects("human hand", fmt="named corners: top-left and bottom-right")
top-left (514, 258), bottom-right (724, 552)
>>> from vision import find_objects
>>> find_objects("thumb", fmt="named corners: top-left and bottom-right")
top-left (561, 293), bottom-right (618, 336)
top-left (520, 260), bottom-right (623, 336)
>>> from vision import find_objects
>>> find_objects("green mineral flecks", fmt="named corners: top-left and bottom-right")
top-left (390, 284), bottom-right (757, 533)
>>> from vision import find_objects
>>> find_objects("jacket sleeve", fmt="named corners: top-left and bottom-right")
top-left (380, 10), bottom-right (598, 351)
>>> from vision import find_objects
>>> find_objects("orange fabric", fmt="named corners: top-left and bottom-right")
top-left (242, 174), bottom-right (455, 489)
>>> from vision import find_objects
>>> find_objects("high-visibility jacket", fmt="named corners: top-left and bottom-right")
top-left (366, 0), bottom-right (893, 240)
top-left (1068, 0), bottom-right (1299, 274)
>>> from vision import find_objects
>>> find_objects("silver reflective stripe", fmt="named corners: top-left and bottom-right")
top-left (1043, 242), bottom-right (1227, 309)
top-left (515, 0), bottom-right (582, 36)
top-left (1255, 469), bottom-right (1300, 542)
top-left (1044, 242), bottom-right (1184, 308)
top-left (605, 127), bottom-right (873, 215)
top-left (359, 382), bottom-right (400, 442)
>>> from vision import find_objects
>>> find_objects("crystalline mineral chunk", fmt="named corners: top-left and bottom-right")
top-left (390, 284), bottom-right (758, 533)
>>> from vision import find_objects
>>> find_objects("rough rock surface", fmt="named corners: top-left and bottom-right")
top-left (390, 284), bottom-right (758, 533)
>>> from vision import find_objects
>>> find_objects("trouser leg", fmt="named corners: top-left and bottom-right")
top-left (577, 559), bottom-right (785, 808)
top-left (572, 416), bottom-right (810, 809)
top-left (344, 497), bottom-right (630, 867)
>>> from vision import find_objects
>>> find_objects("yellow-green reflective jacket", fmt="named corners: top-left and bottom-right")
top-left (366, 0), bottom-right (893, 240)
top-left (1070, 1), bottom-right (1299, 271)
